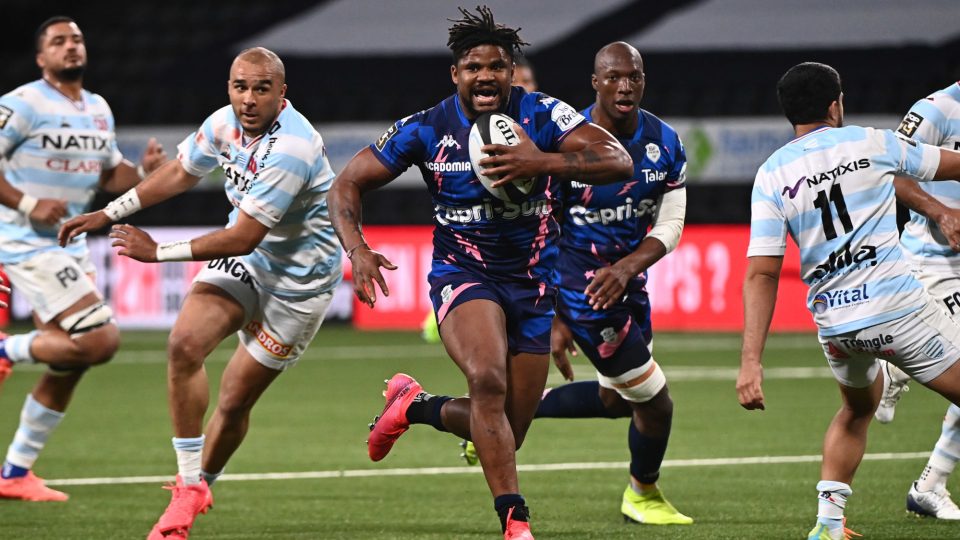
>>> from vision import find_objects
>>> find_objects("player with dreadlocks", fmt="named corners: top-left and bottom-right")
top-left (329, 5), bottom-right (631, 539)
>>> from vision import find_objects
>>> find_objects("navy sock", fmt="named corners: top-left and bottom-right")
top-left (535, 381), bottom-right (615, 418)
top-left (404, 393), bottom-right (451, 432)
top-left (1, 461), bottom-right (28, 479)
top-left (628, 420), bottom-right (670, 485)
top-left (494, 493), bottom-right (528, 532)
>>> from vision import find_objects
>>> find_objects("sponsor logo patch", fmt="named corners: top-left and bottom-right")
top-left (783, 159), bottom-right (871, 198)
top-left (375, 123), bottom-right (398, 152)
top-left (645, 143), bottom-right (661, 163)
top-left (435, 134), bottom-right (461, 149)
top-left (810, 244), bottom-right (878, 283)
top-left (811, 284), bottom-right (870, 313)
top-left (0, 105), bottom-right (13, 129)
top-left (441, 284), bottom-right (453, 304)
top-left (897, 112), bottom-right (924, 138)
top-left (245, 321), bottom-right (293, 358)
top-left (550, 101), bottom-right (583, 133)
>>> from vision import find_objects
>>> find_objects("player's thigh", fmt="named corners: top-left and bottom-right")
top-left (170, 283), bottom-right (247, 357)
top-left (236, 289), bottom-right (331, 371)
top-left (216, 344), bottom-right (283, 413)
top-left (439, 298), bottom-right (509, 382)
top-left (559, 296), bottom-right (661, 403)
top-left (6, 250), bottom-right (100, 325)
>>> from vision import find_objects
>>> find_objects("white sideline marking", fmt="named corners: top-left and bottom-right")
top-left (13, 334), bottom-right (820, 371)
top-left (45, 451), bottom-right (929, 487)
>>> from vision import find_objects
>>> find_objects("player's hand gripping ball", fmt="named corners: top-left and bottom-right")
top-left (468, 112), bottom-right (537, 202)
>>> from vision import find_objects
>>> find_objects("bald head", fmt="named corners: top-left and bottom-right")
top-left (594, 41), bottom-right (642, 75)
top-left (233, 47), bottom-right (285, 84)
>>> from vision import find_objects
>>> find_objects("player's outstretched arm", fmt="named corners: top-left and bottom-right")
top-left (107, 210), bottom-right (268, 263)
top-left (894, 177), bottom-right (960, 251)
top-left (328, 147), bottom-right (400, 308)
top-left (738, 255), bottom-right (783, 411)
top-left (586, 189), bottom-right (687, 310)
top-left (483, 123), bottom-right (631, 188)
top-left (58, 160), bottom-right (201, 246)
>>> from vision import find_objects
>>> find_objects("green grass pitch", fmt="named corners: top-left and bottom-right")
top-left (0, 328), bottom-right (958, 539)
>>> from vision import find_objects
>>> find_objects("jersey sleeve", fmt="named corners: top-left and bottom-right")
top-left (897, 97), bottom-right (949, 147)
top-left (665, 134), bottom-right (688, 192)
top-left (368, 113), bottom-right (425, 175)
top-left (176, 112), bottom-right (222, 177)
top-left (239, 136), bottom-right (314, 229)
top-left (0, 94), bottom-right (36, 158)
top-left (876, 128), bottom-right (940, 181)
top-left (746, 170), bottom-right (788, 257)
top-left (531, 94), bottom-right (587, 151)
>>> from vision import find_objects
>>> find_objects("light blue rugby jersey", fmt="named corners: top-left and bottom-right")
top-left (0, 80), bottom-right (123, 263)
top-left (748, 125), bottom-right (940, 336)
top-left (897, 82), bottom-right (960, 271)
top-left (177, 100), bottom-right (341, 299)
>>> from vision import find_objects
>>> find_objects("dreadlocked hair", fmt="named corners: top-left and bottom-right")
top-left (447, 5), bottom-right (529, 62)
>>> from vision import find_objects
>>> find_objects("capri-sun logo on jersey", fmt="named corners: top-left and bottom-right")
top-left (568, 198), bottom-right (658, 226)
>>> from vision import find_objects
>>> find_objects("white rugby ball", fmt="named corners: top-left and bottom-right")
top-left (468, 112), bottom-right (537, 202)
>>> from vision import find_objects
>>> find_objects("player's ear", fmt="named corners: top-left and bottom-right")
top-left (280, 83), bottom-right (287, 99)
top-left (450, 64), bottom-right (458, 85)
top-left (591, 74), bottom-right (598, 92)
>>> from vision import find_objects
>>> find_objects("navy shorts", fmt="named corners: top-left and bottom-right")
top-left (556, 286), bottom-right (653, 378)
top-left (429, 264), bottom-right (556, 355)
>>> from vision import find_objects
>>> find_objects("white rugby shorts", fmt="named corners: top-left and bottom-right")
top-left (819, 301), bottom-right (960, 387)
top-left (912, 268), bottom-right (960, 321)
top-left (4, 250), bottom-right (98, 323)
top-left (194, 257), bottom-right (332, 370)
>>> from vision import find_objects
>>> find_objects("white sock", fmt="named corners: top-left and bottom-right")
top-left (816, 480), bottom-right (851, 529)
top-left (4, 394), bottom-right (64, 469)
top-left (172, 435), bottom-right (204, 485)
top-left (917, 404), bottom-right (960, 492)
top-left (4, 331), bottom-right (39, 364)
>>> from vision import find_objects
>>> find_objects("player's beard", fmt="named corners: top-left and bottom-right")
top-left (58, 66), bottom-right (85, 82)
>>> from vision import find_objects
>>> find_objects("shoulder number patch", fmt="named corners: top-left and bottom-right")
top-left (897, 112), bottom-right (924, 138)
top-left (0, 105), bottom-right (13, 129)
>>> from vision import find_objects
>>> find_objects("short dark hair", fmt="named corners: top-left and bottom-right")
top-left (447, 5), bottom-right (529, 63)
top-left (776, 62), bottom-right (842, 126)
top-left (35, 16), bottom-right (76, 53)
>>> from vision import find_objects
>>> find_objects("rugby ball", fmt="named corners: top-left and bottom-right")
top-left (468, 112), bottom-right (537, 202)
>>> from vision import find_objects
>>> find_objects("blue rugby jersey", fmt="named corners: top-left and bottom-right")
top-left (177, 100), bottom-right (342, 299)
top-left (748, 125), bottom-right (941, 336)
top-left (897, 82), bottom-right (960, 272)
top-left (0, 80), bottom-right (124, 263)
top-left (370, 86), bottom-right (586, 284)
top-left (556, 106), bottom-right (686, 295)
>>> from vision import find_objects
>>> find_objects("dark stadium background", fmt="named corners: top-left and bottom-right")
top-left (4, 0), bottom-right (957, 227)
